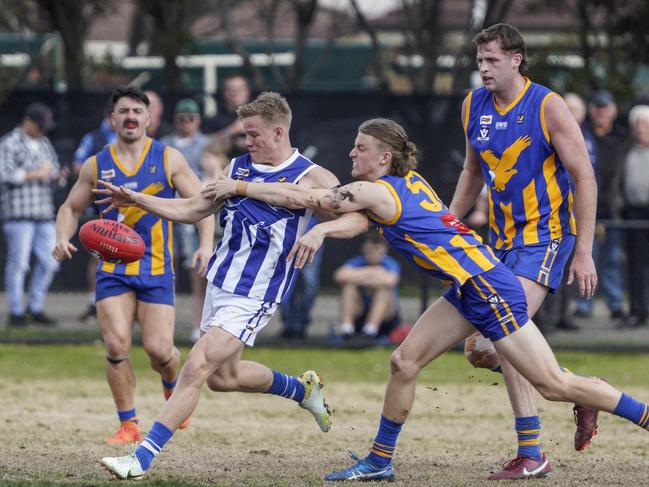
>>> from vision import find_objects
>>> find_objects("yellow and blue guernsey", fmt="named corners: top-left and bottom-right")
top-left (370, 170), bottom-right (500, 288)
top-left (94, 138), bottom-right (175, 276)
top-left (465, 78), bottom-right (576, 250)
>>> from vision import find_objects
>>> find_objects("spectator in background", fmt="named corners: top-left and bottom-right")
top-left (622, 105), bottom-right (649, 327)
top-left (280, 216), bottom-right (324, 340)
top-left (334, 232), bottom-right (401, 340)
top-left (73, 100), bottom-right (116, 322)
top-left (203, 74), bottom-right (251, 158)
top-left (573, 89), bottom-right (627, 321)
top-left (144, 90), bottom-right (173, 139)
top-left (0, 103), bottom-right (67, 326)
top-left (161, 99), bottom-right (211, 342)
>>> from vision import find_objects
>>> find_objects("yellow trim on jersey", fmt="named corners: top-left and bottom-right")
top-left (499, 201), bottom-right (515, 248)
top-left (405, 233), bottom-right (472, 284)
top-left (109, 138), bottom-right (153, 176)
top-left (468, 278), bottom-right (510, 336)
top-left (102, 261), bottom-right (116, 273)
top-left (371, 180), bottom-right (403, 225)
top-left (542, 154), bottom-right (563, 240)
top-left (413, 255), bottom-right (438, 270)
top-left (151, 220), bottom-right (165, 275)
top-left (167, 220), bottom-right (174, 269)
top-left (477, 274), bottom-right (521, 331)
top-left (92, 156), bottom-right (98, 189)
top-left (568, 191), bottom-right (577, 234)
top-left (522, 179), bottom-right (540, 245)
top-left (163, 147), bottom-right (174, 189)
top-left (124, 259), bottom-right (140, 276)
top-left (463, 91), bottom-right (473, 134)
top-left (487, 188), bottom-right (502, 247)
top-left (449, 234), bottom-right (496, 273)
top-left (493, 77), bottom-right (531, 115)
top-left (540, 92), bottom-right (557, 143)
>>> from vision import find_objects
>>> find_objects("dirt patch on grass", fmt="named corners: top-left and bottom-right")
top-left (0, 377), bottom-right (647, 486)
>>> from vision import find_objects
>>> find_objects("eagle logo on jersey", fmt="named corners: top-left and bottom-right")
top-left (480, 135), bottom-right (532, 192)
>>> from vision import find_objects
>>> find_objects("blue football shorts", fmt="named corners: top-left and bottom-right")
top-left (96, 270), bottom-right (175, 306)
top-left (443, 263), bottom-right (529, 342)
top-left (494, 235), bottom-right (575, 293)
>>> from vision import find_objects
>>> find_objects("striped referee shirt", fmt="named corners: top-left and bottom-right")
top-left (0, 127), bottom-right (60, 221)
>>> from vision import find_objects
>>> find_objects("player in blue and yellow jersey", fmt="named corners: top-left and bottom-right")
top-left (448, 24), bottom-right (599, 479)
top-left (53, 86), bottom-right (215, 444)
top-left (205, 118), bottom-right (649, 482)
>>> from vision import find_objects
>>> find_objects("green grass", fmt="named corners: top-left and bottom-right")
top-left (1, 344), bottom-right (648, 387)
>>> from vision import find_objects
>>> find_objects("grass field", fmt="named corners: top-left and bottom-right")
top-left (1, 344), bottom-right (649, 486)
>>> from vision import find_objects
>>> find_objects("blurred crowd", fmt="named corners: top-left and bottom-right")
top-left (1, 82), bottom-right (649, 342)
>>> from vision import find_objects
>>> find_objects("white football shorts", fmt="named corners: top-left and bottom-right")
top-left (199, 283), bottom-right (278, 346)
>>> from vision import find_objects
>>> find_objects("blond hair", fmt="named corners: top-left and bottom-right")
top-left (236, 91), bottom-right (292, 128)
top-left (358, 118), bottom-right (418, 177)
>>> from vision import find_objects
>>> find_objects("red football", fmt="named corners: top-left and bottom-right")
top-left (79, 219), bottom-right (145, 263)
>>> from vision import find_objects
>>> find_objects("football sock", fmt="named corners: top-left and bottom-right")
top-left (265, 370), bottom-right (305, 403)
top-left (117, 408), bottom-right (139, 425)
top-left (340, 323), bottom-right (354, 335)
top-left (162, 377), bottom-right (178, 399)
top-left (135, 421), bottom-right (173, 471)
top-left (362, 323), bottom-right (379, 336)
top-left (515, 416), bottom-right (542, 460)
top-left (613, 393), bottom-right (649, 429)
top-left (367, 415), bottom-right (403, 468)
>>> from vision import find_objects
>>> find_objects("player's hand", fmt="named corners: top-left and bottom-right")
top-left (287, 227), bottom-right (325, 269)
top-left (201, 174), bottom-right (237, 201)
top-left (93, 180), bottom-right (138, 212)
top-left (567, 248), bottom-right (597, 299)
top-left (191, 245), bottom-right (212, 277)
top-left (52, 240), bottom-right (77, 262)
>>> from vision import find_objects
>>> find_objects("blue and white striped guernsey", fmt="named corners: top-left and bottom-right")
top-left (205, 150), bottom-right (317, 303)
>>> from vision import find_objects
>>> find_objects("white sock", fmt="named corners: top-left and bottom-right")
top-left (362, 323), bottom-right (378, 336)
top-left (339, 323), bottom-right (354, 335)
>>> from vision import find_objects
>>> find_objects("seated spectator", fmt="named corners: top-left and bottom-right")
top-left (334, 232), bottom-right (401, 339)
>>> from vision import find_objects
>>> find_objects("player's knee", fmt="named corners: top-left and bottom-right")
top-left (143, 339), bottom-right (174, 364)
top-left (181, 350), bottom-right (213, 384)
top-left (390, 349), bottom-right (420, 380)
top-left (104, 337), bottom-right (130, 358)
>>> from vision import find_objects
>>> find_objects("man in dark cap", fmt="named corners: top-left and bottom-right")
top-left (0, 102), bottom-right (67, 326)
top-left (573, 89), bottom-right (629, 323)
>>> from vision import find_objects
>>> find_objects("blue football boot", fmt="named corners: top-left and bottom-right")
top-left (325, 452), bottom-right (394, 481)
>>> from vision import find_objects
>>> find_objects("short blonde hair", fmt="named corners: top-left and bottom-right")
top-left (236, 91), bottom-right (292, 128)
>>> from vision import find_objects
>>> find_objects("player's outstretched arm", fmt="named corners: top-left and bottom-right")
top-left (94, 180), bottom-right (219, 225)
top-left (53, 157), bottom-right (96, 261)
top-left (166, 147), bottom-right (217, 276)
top-left (202, 173), bottom-right (389, 215)
top-left (287, 212), bottom-right (371, 269)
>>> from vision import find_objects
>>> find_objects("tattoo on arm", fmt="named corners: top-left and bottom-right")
top-left (324, 187), bottom-right (355, 210)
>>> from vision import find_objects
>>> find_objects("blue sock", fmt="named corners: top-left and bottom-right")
top-left (614, 393), bottom-right (649, 429)
top-left (117, 408), bottom-right (138, 425)
top-left (265, 371), bottom-right (305, 403)
top-left (134, 421), bottom-right (174, 471)
top-left (367, 415), bottom-right (403, 468)
top-left (515, 416), bottom-right (542, 460)
top-left (162, 377), bottom-right (178, 390)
